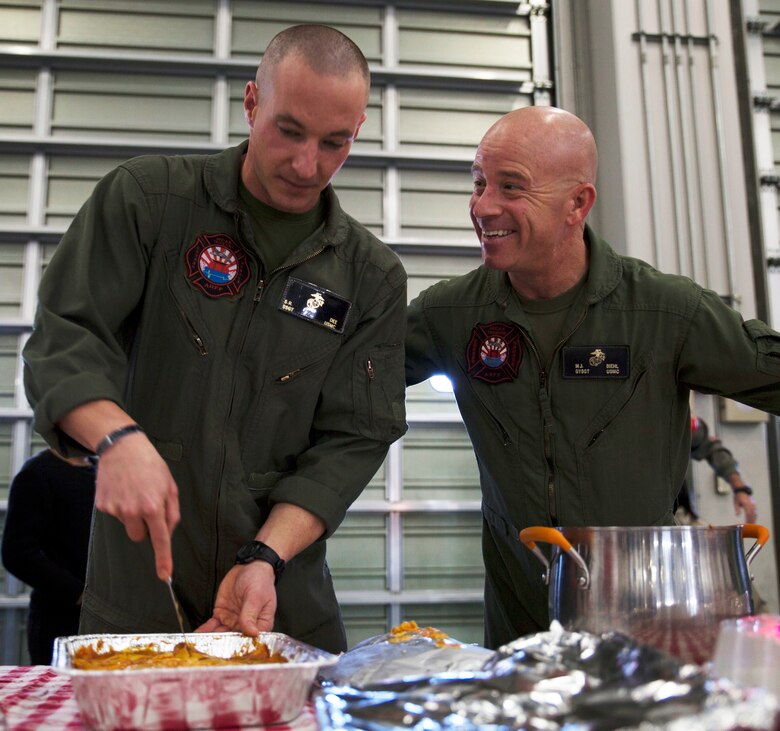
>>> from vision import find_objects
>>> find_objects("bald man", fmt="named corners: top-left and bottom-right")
top-left (24, 24), bottom-right (407, 652)
top-left (406, 106), bottom-right (780, 648)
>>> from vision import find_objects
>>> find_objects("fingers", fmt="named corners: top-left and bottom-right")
top-left (148, 513), bottom-right (174, 581)
top-left (195, 617), bottom-right (228, 633)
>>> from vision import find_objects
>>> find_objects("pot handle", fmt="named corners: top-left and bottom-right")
top-left (518, 526), bottom-right (591, 589)
top-left (742, 524), bottom-right (770, 566)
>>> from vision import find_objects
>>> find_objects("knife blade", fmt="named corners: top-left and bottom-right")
top-left (165, 576), bottom-right (193, 655)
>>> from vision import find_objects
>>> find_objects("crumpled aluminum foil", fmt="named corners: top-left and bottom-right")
top-left (314, 622), bottom-right (780, 731)
top-left (320, 629), bottom-right (494, 688)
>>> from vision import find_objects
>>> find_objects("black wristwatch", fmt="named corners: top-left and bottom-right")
top-left (732, 486), bottom-right (753, 496)
top-left (235, 541), bottom-right (286, 581)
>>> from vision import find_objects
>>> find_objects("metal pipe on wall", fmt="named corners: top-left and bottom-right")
top-left (657, 0), bottom-right (687, 274)
top-left (682, 0), bottom-right (712, 288)
top-left (635, 0), bottom-right (664, 269)
top-left (670, 0), bottom-right (702, 282)
top-left (704, 0), bottom-right (740, 306)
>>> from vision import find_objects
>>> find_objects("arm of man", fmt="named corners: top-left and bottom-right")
top-left (197, 503), bottom-right (324, 635)
top-left (58, 400), bottom-right (180, 580)
top-left (23, 164), bottom-right (175, 577)
top-left (406, 287), bottom-right (445, 386)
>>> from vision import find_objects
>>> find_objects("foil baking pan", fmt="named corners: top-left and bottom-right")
top-left (52, 631), bottom-right (338, 730)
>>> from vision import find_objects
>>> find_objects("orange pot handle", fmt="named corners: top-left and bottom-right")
top-left (519, 526), bottom-right (590, 589)
top-left (742, 524), bottom-right (770, 566)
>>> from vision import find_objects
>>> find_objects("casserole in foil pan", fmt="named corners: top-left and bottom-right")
top-left (52, 631), bottom-right (338, 731)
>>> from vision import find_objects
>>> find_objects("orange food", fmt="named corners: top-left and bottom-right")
top-left (388, 620), bottom-right (459, 648)
top-left (72, 639), bottom-right (288, 670)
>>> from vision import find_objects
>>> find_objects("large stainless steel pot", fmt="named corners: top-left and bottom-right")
top-left (519, 524), bottom-right (770, 665)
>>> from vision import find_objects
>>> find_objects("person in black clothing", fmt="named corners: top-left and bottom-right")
top-left (1, 449), bottom-right (96, 664)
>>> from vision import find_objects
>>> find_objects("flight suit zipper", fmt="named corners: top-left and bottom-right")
top-left (212, 210), bottom-right (327, 598)
top-left (534, 304), bottom-right (589, 524)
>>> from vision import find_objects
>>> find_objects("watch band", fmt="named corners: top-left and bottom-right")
top-left (95, 424), bottom-right (145, 457)
top-left (732, 486), bottom-right (753, 496)
top-left (235, 540), bottom-right (286, 581)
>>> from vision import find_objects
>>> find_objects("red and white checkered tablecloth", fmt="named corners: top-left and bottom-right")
top-left (0, 666), bottom-right (318, 731)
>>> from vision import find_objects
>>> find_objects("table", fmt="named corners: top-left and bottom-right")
top-left (0, 666), bottom-right (317, 731)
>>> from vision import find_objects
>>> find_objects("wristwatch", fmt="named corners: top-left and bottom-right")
top-left (732, 486), bottom-right (753, 496)
top-left (235, 540), bottom-right (286, 581)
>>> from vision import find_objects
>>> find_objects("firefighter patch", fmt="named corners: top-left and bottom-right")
top-left (466, 322), bottom-right (524, 383)
top-left (185, 233), bottom-right (250, 298)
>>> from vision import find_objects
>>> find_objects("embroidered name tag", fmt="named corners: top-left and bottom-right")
top-left (562, 346), bottom-right (630, 378)
top-left (279, 277), bottom-right (352, 333)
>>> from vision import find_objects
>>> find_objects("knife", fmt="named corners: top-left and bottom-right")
top-left (165, 576), bottom-right (193, 655)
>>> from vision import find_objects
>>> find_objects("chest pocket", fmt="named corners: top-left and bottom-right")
top-left (352, 343), bottom-right (406, 443)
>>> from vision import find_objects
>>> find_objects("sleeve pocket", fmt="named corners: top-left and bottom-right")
top-left (744, 319), bottom-right (780, 376)
top-left (353, 343), bottom-right (408, 442)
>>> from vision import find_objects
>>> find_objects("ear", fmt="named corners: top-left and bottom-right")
top-left (352, 112), bottom-right (367, 141)
top-left (244, 81), bottom-right (258, 127)
top-left (566, 183), bottom-right (596, 225)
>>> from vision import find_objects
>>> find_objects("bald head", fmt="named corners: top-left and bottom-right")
top-left (257, 24), bottom-right (370, 105)
top-left (482, 106), bottom-right (598, 186)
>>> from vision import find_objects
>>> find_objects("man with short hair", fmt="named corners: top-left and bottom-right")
top-left (24, 24), bottom-right (407, 653)
top-left (405, 106), bottom-right (780, 648)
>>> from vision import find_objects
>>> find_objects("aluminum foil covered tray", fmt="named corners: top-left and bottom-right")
top-left (51, 631), bottom-right (338, 731)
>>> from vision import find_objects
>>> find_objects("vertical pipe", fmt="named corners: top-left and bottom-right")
top-left (636, 0), bottom-right (664, 268)
top-left (704, 0), bottom-right (739, 306)
top-left (657, 0), bottom-right (687, 274)
top-left (670, 0), bottom-right (701, 282)
top-left (683, 0), bottom-right (712, 288)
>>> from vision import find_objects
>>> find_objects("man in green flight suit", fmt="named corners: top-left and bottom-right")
top-left (405, 106), bottom-right (780, 649)
top-left (23, 24), bottom-right (407, 653)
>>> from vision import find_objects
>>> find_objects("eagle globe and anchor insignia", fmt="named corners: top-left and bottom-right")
top-left (185, 233), bottom-right (250, 297)
top-left (466, 322), bottom-right (524, 383)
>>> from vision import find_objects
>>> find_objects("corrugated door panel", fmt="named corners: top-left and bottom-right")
top-left (0, 0), bottom-right (40, 45)
top-left (403, 513), bottom-right (483, 590)
top-left (57, 0), bottom-right (215, 54)
top-left (231, 1), bottom-right (383, 63)
top-left (0, 155), bottom-right (30, 226)
top-left (397, 9), bottom-right (531, 70)
top-left (403, 425), bottom-right (479, 501)
top-left (400, 252), bottom-right (482, 302)
top-left (332, 167), bottom-right (384, 235)
top-left (51, 71), bottom-right (213, 139)
top-left (46, 156), bottom-right (127, 226)
top-left (0, 423), bottom-right (13, 499)
top-left (399, 88), bottom-right (528, 152)
top-left (0, 244), bottom-right (25, 318)
top-left (0, 68), bottom-right (37, 133)
top-left (399, 169), bottom-right (473, 239)
top-left (327, 513), bottom-right (387, 592)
